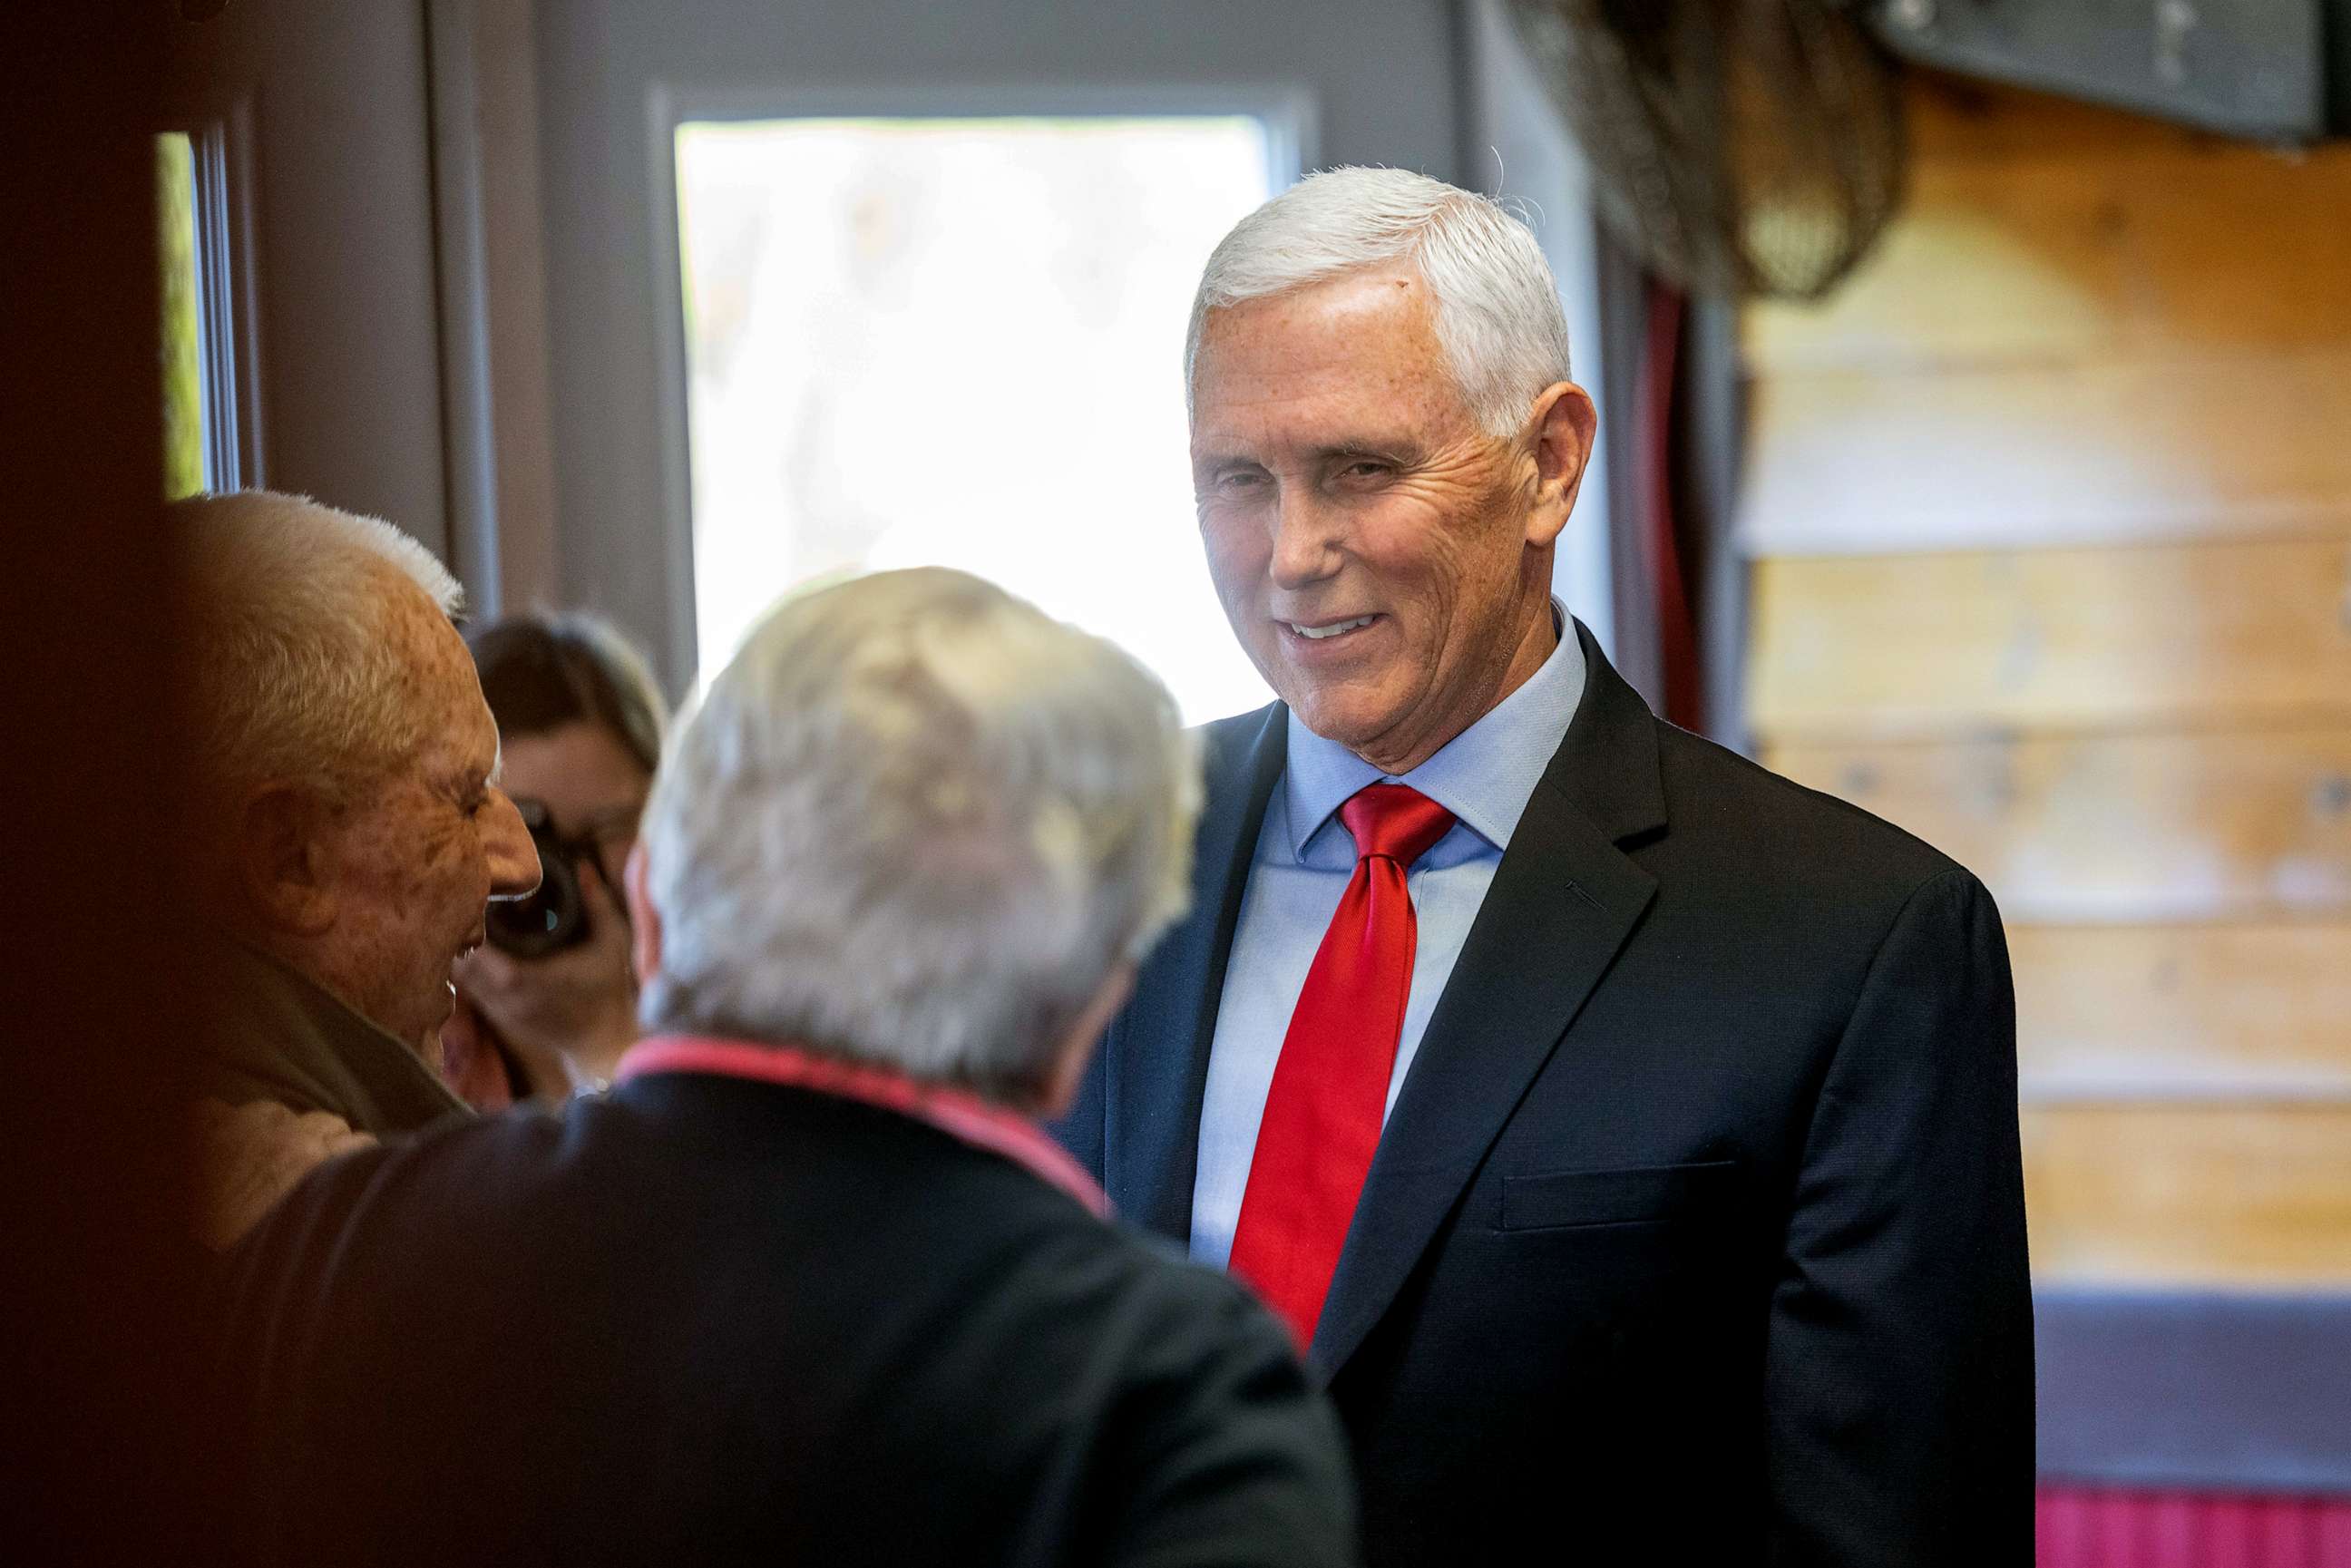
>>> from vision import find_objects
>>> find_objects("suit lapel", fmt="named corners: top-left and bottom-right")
top-left (1309, 627), bottom-right (1668, 1378)
top-left (1104, 703), bottom-right (1287, 1242)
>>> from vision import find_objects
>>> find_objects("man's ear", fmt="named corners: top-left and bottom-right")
top-left (236, 784), bottom-right (338, 937)
top-left (1036, 961), bottom-right (1136, 1120)
top-left (1521, 379), bottom-right (1598, 550)
top-left (623, 842), bottom-right (663, 989)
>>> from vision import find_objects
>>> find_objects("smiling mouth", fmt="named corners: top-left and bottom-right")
top-left (1283, 615), bottom-right (1377, 641)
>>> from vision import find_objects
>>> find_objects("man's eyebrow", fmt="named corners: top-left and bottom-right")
top-left (1314, 441), bottom-right (1415, 464)
top-left (1191, 447), bottom-right (1262, 471)
top-left (1195, 440), bottom-right (1410, 460)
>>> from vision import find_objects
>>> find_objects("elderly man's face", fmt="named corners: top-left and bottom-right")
top-left (1191, 264), bottom-right (1583, 774)
top-left (305, 591), bottom-right (540, 1062)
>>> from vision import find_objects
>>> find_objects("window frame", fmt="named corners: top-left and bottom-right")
top-left (160, 101), bottom-right (266, 494)
top-left (644, 80), bottom-right (1314, 693)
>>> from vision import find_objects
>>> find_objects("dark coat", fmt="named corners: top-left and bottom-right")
top-left (214, 1062), bottom-right (1360, 1567)
top-left (1055, 624), bottom-right (2034, 1564)
top-left (196, 940), bottom-right (467, 1135)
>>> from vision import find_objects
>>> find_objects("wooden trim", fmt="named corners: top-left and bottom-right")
top-left (1740, 353), bottom-right (2351, 556)
top-left (1748, 537), bottom-right (2351, 741)
top-left (1764, 726), bottom-right (2351, 922)
top-left (2010, 922), bottom-right (2351, 1100)
top-left (2024, 1104), bottom-right (2351, 1288)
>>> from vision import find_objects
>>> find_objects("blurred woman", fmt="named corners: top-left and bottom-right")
top-left (442, 614), bottom-right (668, 1106)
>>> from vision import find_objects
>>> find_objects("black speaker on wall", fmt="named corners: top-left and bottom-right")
top-left (1867, 0), bottom-right (2351, 141)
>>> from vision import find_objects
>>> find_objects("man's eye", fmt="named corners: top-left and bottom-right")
top-left (1215, 471), bottom-right (1267, 494)
top-left (1341, 460), bottom-right (1390, 480)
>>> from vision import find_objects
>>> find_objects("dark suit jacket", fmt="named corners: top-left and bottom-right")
top-left (1056, 624), bottom-right (2034, 1564)
top-left (214, 1066), bottom-right (1359, 1568)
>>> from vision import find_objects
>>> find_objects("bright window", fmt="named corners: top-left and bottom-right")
top-left (674, 115), bottom-right (1277, 721)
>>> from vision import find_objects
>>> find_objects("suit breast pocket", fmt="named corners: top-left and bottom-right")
top-left (1498, 1159), bottom-right (1740, 1232)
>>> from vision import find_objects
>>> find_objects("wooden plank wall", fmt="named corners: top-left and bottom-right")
top-left (1742, 75), bottom-right (2351, 1289)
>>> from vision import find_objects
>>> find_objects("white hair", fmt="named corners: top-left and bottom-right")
top-left (176, 490), bottom-right (465, 808)
top-left (639, 568), bottom-right (1201, 1104)
top-left (1185, 166), bottom-right (1575, 438)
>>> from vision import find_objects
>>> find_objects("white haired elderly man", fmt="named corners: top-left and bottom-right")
top-left (1052, 167), bottom-right (2034, 1563)
top-left (181, 492), bottom-right (541, 1246)
top-left (214, 568), bottom-right (1359, 1568)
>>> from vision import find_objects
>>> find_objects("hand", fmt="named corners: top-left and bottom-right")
top-left (453, 859), bottom-right (639, 1095)
top-left (191, 1096), bottom-right (375, 1250)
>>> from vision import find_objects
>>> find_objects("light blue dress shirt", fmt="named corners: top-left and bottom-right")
top-left (1189, 606), bottom-right (1587, 1267)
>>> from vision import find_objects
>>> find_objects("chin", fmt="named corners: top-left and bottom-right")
top-left (409, 989), bottom-right (457, 1067)
top-left (1285, 689), bottom-right (1394, 753)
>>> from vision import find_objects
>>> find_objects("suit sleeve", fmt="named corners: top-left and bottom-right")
top-left (1105, 1280), bottom-right (1361, 1568)
top-left (1765, 868), bottom-right (2034, 1564)
top-left (203, 1140), bottom-right (405, 1563)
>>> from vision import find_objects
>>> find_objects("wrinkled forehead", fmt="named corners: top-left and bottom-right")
top-left (370, 568), bottom-right (463, 674)
top-left (374, 574), bottom-right (499, 762)
top-left (1189, 266), bottom-right (1472, 450)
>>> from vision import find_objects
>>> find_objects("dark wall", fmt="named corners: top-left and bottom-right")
top-left (0, 6), bottom-right (208, 1563)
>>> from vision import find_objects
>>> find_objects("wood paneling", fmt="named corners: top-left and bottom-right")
top-left (1748, 539), bottom-right (2351, 740)
top-left (2023, 1105), bottom-right (2351, 1287)
top-left (1764, 728), bottom-right (2351, 921)
top-left (1742, 89), bottom-right (2351, 555)
top-left (2126, 153), bottom-right (2351, 355)
top-left (1745, 73), bottom-right (2351, 1297)
top-left (1745, 155), bottom-right (2125, 373)
top-left (1746, 146), bottom-right (2351, 375)
top-left (1739, 353), bottom-right (2351, 554)
top-left (2010, 924), bottom-right (2351, 1098)
top-left (1901, 70), bottom-right (2214, 164)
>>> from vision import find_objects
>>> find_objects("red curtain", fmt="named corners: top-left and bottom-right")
top-left (2038, 1488), bottom-right (2351, 1567)
top-left (1636, 278), bottom-right (1703, 731)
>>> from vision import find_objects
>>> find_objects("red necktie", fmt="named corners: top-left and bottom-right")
top-left (1227, 783), bottom-right (1456, 1345)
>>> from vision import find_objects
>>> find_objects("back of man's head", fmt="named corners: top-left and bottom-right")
top-left (178, 490), bottom-right (464, 818)
top-left (638, 568), bottom-right (1200, 1107)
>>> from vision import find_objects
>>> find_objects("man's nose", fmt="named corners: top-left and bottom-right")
top-left (483, 790), bottom-right (543, 899)
top-left (1268, 489), bottom-right (1342, 591)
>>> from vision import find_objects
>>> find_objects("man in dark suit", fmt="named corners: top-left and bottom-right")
top-left (214, 569), bottom-right (1358, 1568)
top-left (1056, 167), bottom-right (2034, 1563)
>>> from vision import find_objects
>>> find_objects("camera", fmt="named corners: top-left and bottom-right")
top-left (485, 798), bottom-right (593, 959)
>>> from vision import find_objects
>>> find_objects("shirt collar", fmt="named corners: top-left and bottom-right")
top-left (1282, 600), bottom-right (1586, 859)
top-left (203, 939), bottom-right (470, 1135)
top-left (616, 1036), bottom-right (1110, 1217)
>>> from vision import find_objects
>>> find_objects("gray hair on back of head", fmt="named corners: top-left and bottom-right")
top-left (1185, 165), bottom-right (1574, 438)
top-left (639, 567), bottom-right (1201, 1105)
top-left (176, 490), bottom-right (464, 811)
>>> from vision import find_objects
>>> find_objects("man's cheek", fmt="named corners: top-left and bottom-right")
top-left (1202, 506), bottom-right (1265, 566)
top-left (1206, 561), bottom-right (1264, 633)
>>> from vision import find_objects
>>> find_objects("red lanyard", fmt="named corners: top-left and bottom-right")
top-left (615, 1036), bottom-right (1108, 1218)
